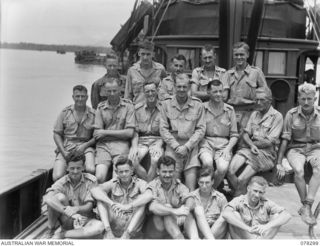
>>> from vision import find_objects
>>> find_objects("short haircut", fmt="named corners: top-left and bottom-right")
top-left (67, 154), bottom-right (85, 165)
top-left (115, 155), bottom-right (133, 169)
top-left (138, 39), bottom-right (154, 51)
top-left (255, 87), bottom-right (273, 101)
top-left (157, 155), bottom-right (176, 169)
top-left (143, 81), bottom-right (158, 89)
top-left (171, 54), bottom-right (187, 63)
top-left (73, 85), bottom-right (87, 94)
top-left (198, 167), bottom-right (214, 181)
top-left (175, 73), bottom-right (190, 84)
top-left (248, 176), bottom-right (268, 188)
top-left (202, 44), bottom-right (215, 53)
top-left (298, 82), bottom-right (316, 96)
top-left (106, 55), bottom-right (118, 62)
top-left (207, 79), bottom-right (223, 91)
top-left (103, 77), bottom-right (121, 86)
top-left (233, 42), bottom-right (250, 53)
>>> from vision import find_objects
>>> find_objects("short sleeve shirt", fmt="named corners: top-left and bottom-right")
top-left (135, 101), bottom-right (162, 137)
top-left (222, 65), bottom-right (267, 106)
top-left (53, 105), bottom-right (95, 142)
top-left (94, 98), bottom-right (135, 134)
top-left (203, 102), bottom-right (238, 138)
top-left (282, 106), bottom-right (320, 149)
top-left (147, 177), bottom-right (192, 208)
top-left (125, 61), bottom-right (167, 104)
top-left (191, 188), bottom-right (227, 224)
top-left (191, 66), bottom-right (226, 92)
top-left (101, 176), bottom-right (147, 204)
top-left (227, 194), bottom-right (284, 226)
top-left (46, 173), bottom-right (97, 207)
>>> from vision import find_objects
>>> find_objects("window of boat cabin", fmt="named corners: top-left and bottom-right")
top-left (254, 51), bottom-right (263, 70)
top-left (178, 48), bottom-right (196, 71)
top-left (267, 52), bottom-right (286, 75)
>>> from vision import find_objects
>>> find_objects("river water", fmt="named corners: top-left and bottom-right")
top-left (0, 49), bottom-right (106, 189)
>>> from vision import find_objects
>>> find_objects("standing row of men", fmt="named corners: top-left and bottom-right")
top-left (47, 40), bottom-right (320, 239)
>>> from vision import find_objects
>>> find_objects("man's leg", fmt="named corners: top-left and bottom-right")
top-left (121, 206), bottom-right (146, 239)
top-left (183, 213), bottom-right (199, 239)
top-left (84, 150), bottom-right (95, 175)
top-left (306, 151), bottom-right (320, 203)
top-left (193, 206), bottom-right (214, 239)
top-left (95, 162), bottom-right (112, 184)
top-left (143, 215), bottom-right (166, 239)
top-left (134, 146), bottom-right (149, 181)
top-left (163, 215), bottom-right (185, 239)
top-left (184, 167), bottom-right (198, 191)
top-left (148, 144), bottom-right (164, 182)
top-left (63, 218), bottom-right (104, 239)
top-left (227, 154), bottom-right (247, 190)
top-left (46, 193), bottom-right (69, 233)
top-left (214, 156), bottom-right (230, 189)
top-left (96, 201), bottom-right (115, 239)
top-left (52, 155), bottom-right (67, 182)
top-left (228, 212), bottom-right (256, 239)
top-left (199, 152), bottom-right (214, 170)
top-left (211, 216), bottom-right (228, 239)
top-left (236, 165), bottom-right (257, 196)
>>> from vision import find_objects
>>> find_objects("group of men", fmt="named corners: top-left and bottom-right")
top-left (44, 40), bottom-right (320, 239)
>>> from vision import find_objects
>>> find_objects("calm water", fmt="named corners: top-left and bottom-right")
top-left (0, 49), bottom-right (106, 189)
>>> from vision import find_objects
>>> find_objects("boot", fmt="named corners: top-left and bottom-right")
top-left (298, 204), bottom-right (317, 225)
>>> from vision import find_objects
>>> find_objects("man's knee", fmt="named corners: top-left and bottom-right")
top-left (200, 153), bottom-right (213, 168)
top-left (194, 206), bottom-right (205, 218)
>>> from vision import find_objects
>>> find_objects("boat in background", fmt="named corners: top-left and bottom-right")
top-left (74, 50), bottom-right (106, 65)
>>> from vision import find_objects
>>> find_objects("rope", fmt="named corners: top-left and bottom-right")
top-left (151, 0), bottom-right (172, 42)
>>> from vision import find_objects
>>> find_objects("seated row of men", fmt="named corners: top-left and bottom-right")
top-left (44, 155), bottom-right (291, 239)
top-left (53, 40), bottom-right (320, 227)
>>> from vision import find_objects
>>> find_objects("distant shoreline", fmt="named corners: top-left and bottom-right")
top-left (0, 42), bottom-right (112, 54)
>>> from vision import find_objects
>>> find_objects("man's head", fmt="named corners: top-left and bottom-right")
top-left (198, 167), bottom-right (215, 194)
top-left (298, 82), bottom-right (317, 113)
top-left (157, 156), bottom-right (176, 186)
top-left (102, 77), bottom-right (121, 103)
top-left (233, 42), bottom-right (249, 68)
top-left (143, 82), bottom-right (158, 104)
top-left (201, 44), bottom-right (216, 69)
top-left (254, 87), bottom-right (272, 114)
top-left (72, 85), bottom-right (88, 108)
top-left (247, 176), bottom-right (268, 205)
top-left (175, 73), bottom-right (190, 100)
top-left (207, 79), bottom-right (224, 103)
top-left (115, 156), bottom-right (134, 184)
top-left (67, 155), bottom-right (85, 181)
top-left (138, 40), bottom-right (154, 66)
top-left (170, 54), bottom-right (186, 75)
top-left (105, 56), bottom-right (119, 77)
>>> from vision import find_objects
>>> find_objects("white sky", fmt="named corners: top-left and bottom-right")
top-left (0, 0), bottom-right (137, 46)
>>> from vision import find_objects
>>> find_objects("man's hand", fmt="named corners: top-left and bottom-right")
top-left (62, 150), bottom-right (72, 162)
top-left (128, 147), bottom-right (139, 162)
top-left (173, 206), bottom-right (190, 217)
top-left (64, 206), bottom-right (79, 217)
top-left (220, 148), bottom-right (231, 160)
top-left (276, 164), bottom-right (286, 180)
top-left (175, 145), bottom-right (188, 158)
top-left (250, 145), bottom-right (259, 155)
top-left (73, 144), bottom-right (86, 157)
top-left (177, 215), bottom-right (186, 226)
top-left (149, 147), bottom-right (162, 159)
top-left (112, 203), bottom-right (133, 213)
top-left (251, 224), bottom-right (271, 237)
top-left (93, 130), bottom-right (106, 140)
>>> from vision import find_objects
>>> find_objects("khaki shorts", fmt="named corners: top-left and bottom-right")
top-left (236, 148), bottom-right (275, 172)
top-left (287, 147), bottom-right (320, 169)
top-left (138, 137), bottom-right (164, 160)
top-left (199, 137), bottom-right (232, 161)
top-left (55, 146), bottom-right (94, 164)
top-left (95, 141), bottom-right (129, 165)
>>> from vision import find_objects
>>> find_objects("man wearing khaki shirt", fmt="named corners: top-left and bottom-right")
top-left (160, 73), bottom-right (206, 190)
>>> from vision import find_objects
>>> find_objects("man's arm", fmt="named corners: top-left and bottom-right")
top-left (91, 183), bottom-right (114, 207)
top-left (191, 83), bottom-right (210, 101)
top-left (222, 206), bottom-right (252, 232)
top-left (53, 133), bottom-right (69, 159)
top-left (91, 80), bottom-right (100, 109)
top-left (124, 70), bottom-right (133, 100)
top-left (149, 201), bottom-right (189, 217)
top-left (266, 210), bottom-right (291, 228)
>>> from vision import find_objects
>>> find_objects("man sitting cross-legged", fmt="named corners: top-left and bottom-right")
top-left (43, 155), bottom-right (104, 239)
top-left (192, 167), bottom-right (228, 239)
top-left (112, 156), bottom-right (199, 239)
top-left (222, 176), bottom-right (291, 239)
top-left (91, 157), bottom-right (147, 239)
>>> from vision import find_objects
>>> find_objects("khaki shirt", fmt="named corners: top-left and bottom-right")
top-left (160, 96), bottom-right (206, 150)
top-left (124, 61), bottom-right (166, 104)
top-left (135, 101), bottom-right (162, 137)
top-left (244, 106), bottom-right (283, 155)
top-left (94, 98), bottom-right (135, 141)
top-left (282, 106), bottom-right (320, 149)
top-left (46, 173), bottom-right (97, 217)
top-left (222, 65), bottom-right (267, 106)
top-left (191, 188), bottom-right (227, 224)
top-left (203, 102), bottom-right (238, 138)
top-left (191, 66), bottom-right (226, 92)
top-left (147, 177), bottom-right (192, 208)
top-left (53, 105), bottom-right (95, 142)
top-left (90, 73), bottom-right (126, 109)
top-left (227, 194), bottom-right (284, 226)
top-left (158, 74), bottom-right (176, 100)
top-left (101, 176), bottom-right (147, 204)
